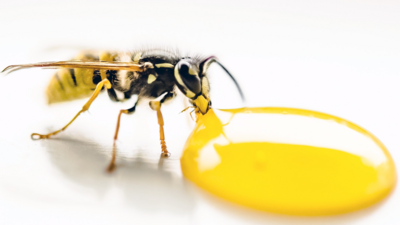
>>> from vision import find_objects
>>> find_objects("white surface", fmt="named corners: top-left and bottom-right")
top-left (0, 0), bottom-right (399, 224)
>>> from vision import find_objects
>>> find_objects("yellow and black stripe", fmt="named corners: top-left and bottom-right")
top-left (46, 52), bottom-right (116, 104)
top-left (46, 67), bottom-right (98, 104)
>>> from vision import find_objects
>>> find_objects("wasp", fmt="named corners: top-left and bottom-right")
top-left (2, 49), bottom-right (244, 171)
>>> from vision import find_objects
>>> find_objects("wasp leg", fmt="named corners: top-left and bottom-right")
top-left (31, 79), bottom-right (112, 140)
top-left (106, 99), bottom-right (140, 172)
top-left (149, 92), bottom-right (175, 157)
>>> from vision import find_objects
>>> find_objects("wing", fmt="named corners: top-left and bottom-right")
top-left (2, 60), bottom-right (148, 75)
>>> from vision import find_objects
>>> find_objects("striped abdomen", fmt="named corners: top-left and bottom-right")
top-left (46, 51), bottom-right (115, 104)
top-left (46, 68), bottom-right (99, 104)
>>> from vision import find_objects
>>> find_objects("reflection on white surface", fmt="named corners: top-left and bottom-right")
top-left (0, 135), bottom-right (197, 224)
top-left (44, 137), bottom-right (195, 213)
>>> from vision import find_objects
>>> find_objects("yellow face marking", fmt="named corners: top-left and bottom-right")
top-left (186, 90), bottom-right (196, 98)
top-left (193, 95), bottom-right (209, 114)
top-left (133, 52), bottom-right (142, 62)
top-left (174, 65), bottom-right (185, 86)
top-left (147, 74), bottom-right (157, 84)
top-left (201, 77), bottom-right (210, 100)
top-left (188, 67), bottom-right (198, 76)
top-left (155, 63), bottom-right (174, 68)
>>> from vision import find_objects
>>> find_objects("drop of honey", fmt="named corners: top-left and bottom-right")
top-left (180, 108), bottom-right (396, 216)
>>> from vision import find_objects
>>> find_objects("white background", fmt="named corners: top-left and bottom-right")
top-left (0, 0), bottom-right (399, 224)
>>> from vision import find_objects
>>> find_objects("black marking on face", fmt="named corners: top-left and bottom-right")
top-left (92, 70), bottom-right (101, 85)
top-left (198, 58), bottom-right (208, 77)
top-left (69, 69), bottom-right (77, 86)
top-left (178, 63), bottom-right (201, 95)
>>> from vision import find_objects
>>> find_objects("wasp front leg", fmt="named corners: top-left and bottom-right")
top-left (31, 79), bottom-right (112, 140)
top-left (149, 92), bottom-right (175, 157)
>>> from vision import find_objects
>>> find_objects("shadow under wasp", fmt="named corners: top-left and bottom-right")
top-left (2, 48), bottom-right (245, 171)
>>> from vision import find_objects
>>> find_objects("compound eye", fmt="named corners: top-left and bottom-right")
top-left (177, 63), bottom-right (201, 95)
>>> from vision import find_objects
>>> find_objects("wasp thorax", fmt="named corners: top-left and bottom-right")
top-left (174, 60), bottom-right (201, 99)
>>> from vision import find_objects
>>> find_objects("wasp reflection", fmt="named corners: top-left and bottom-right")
top-left (43, 136), bottom-right (195, 214)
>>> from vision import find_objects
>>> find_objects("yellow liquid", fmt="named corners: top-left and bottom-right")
top-left (180, 108), bottom-right (396, 216)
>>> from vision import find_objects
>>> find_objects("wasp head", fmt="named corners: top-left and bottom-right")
top-left (174, 57), bottom-right (211, 115)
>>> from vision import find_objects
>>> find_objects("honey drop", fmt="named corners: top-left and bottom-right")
top-left (180, 108), bottom-right (396, 216)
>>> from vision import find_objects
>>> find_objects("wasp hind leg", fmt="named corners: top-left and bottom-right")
top-left (107, 99), bottom-right (140, 172)
top-left (31, 79), bottom-right (112, 140)
top-left (149, 92), bottom-right (175, 157)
